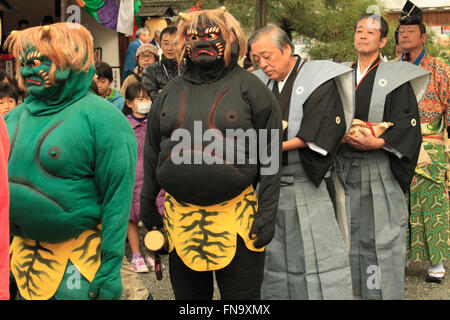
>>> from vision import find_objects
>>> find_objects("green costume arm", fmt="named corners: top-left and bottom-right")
top-left (88, 107), bottom-right (137, 300)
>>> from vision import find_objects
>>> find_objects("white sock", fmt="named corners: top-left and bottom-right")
top-left (428, 262), bottom-right (445, 276)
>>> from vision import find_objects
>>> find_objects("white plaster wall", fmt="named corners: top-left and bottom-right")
top-left (80, 9), bottom-right (120, 68)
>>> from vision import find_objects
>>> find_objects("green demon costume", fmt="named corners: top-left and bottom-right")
top-left (5, 24), bottom-right (137, 300)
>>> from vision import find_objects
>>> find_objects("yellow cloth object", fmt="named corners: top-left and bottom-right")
top-left (10, 226), bottom-right (101, 300)
top-left (120, 66), bottom-right (139, 98)
top-left (344, 119), bottom-right (393, 139)
top-left (164, 185), bottom-right (263, 272)
top-left (417, 142), bottom-right (433, 168)
top-left (415, 120), bottom-right (446, 183)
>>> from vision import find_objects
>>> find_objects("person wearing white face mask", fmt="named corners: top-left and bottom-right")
top-left (122, 82), bottom-right (157, 274)
top-left (136, 101), bottom-right (151, 114)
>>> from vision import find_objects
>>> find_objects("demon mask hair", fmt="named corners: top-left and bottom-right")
top-left (5, 23), bottom-right (94, 93)
top-left (176, 7), bottom-right (247, 70)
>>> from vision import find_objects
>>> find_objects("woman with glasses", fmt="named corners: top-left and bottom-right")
top-left (120, 43), bottom-right (159, 98)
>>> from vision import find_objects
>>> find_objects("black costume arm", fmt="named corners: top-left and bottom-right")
top-left (245, 74), bottom-right (282, 248)
top-left (297, 79), bottom-right (346, 187)
top-left (140, 95), bottom-right (164, 230)
top-left (382, 82), bottom-right (421, 192)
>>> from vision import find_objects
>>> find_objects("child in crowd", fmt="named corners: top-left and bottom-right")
top-left (0, 68), bottom-right (26, 105)
top-left (122, 82), bottom-right (152, 273)
top-left (122, 82), bottom-right (166, 272)
top-left (89, 80), bottom-right (99, 95)
top-left (0, 83), bottom-right (18, 116)
top-left (94, 62), bottom-right (125, 110)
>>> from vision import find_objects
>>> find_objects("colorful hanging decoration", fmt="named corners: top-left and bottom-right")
top-left (75, 0), bottom-right (143, 36)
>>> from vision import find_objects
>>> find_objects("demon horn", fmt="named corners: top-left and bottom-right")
top-left (40, 26), bottom-right (51, 40)
top-left (179, 12), bottom-right (191, 22)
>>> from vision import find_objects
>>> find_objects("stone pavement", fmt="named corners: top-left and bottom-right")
top-left (404, 260), bottom-right (449, 300)
top-left (126, 226), bottom-right (449, 300)
top-left (124, 226), bottom-right (218, 300)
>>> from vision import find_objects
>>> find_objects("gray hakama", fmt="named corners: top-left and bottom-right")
top-left (337, 149), bottom-right (408, 299)
top-left (254, 61), bottom-right (355, 300)
top-left (261, 155), bottom-right (352, 299)
top-left (337, 61), bottom-right (430, 299)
